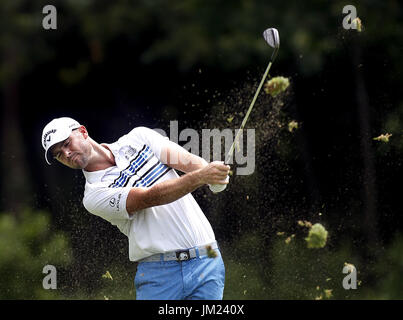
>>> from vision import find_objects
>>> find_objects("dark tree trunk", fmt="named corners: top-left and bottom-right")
top-left (352, 39), bottom-right (379, 254)
top-left (1, 47), bottom-right (33, 214)
top-left (297, 128), bottom-right (321, 210)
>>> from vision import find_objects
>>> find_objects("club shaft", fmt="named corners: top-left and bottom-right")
top-left (225, 60), bottom-right (273, 164)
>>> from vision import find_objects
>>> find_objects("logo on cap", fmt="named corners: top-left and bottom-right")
top-left (43, 129), bottom-right (57, 147)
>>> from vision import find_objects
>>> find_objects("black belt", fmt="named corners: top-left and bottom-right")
top-left (139, 242), bottom-right (218, 262)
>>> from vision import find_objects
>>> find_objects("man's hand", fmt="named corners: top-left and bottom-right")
top-left (126, 161), bottom-right (230, 215)
top-left (161, 141), bottom-right (208, 173)
top-left (195, 161), bottom-right (230, 186)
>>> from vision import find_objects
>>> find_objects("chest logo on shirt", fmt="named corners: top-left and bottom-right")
top-left (122, 146), bottom-right (137, 160)
top-left (109, 198), bottom-right (116, 207)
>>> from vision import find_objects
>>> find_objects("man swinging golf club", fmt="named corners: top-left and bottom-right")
top-left (41, 27), bottom-right (280, 300)
top-left (42, 117), bottom-right (229, 300)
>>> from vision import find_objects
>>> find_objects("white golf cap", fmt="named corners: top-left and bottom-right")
top-left (41, 117), bottom-right (81, 165)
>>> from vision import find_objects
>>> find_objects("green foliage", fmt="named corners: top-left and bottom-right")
top-left (267, 236), bottom-right (361, 299)
top-left (1, 208), bottom-right (401, 300)
top-left (62, 263), bottom-right (137, 300)
top-left (0, 209), bottom-right (72, 299)
top-left (222, 234), bottom-right (270, 299)
top-left (223, 231), bottom-right (403, 300)
top-left (61, 0), bottom-right (341, 73)
top-left (367, 234), bottom-right (403, 299)
top-left (379, 103), bottom-right (403, 153)
top-left (95, 265), bottom-right (136, 300)
top-left (0, 0), bottom-right (55, 83)
top-left (222, 232), bottom-right (364, 299)
top-left (1, 0), bottom-right (403, 300)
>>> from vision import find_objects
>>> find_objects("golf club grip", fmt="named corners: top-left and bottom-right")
top-left (209, 183), bottom-right (227, 193)
top-left (209, 176), bottom-right (229, 193)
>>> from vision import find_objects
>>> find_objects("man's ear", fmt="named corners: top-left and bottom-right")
top-left (77, 125), bottom-right (88, 139)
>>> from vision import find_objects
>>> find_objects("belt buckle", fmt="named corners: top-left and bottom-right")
top-left (176, 250), bottom-right (190, 261)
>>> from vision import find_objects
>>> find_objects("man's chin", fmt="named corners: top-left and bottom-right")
top-left (69, 164), bottom-right (83, 170)
top-left (70, 161), bottom-right (86, 170)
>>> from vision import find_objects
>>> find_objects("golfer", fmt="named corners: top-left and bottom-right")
top-left (41, 117), bottom-right (229, 300)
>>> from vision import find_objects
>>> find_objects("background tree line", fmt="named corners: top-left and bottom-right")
top-left (0, 0), bottom-right (402, 299)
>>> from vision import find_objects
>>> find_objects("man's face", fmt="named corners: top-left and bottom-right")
top-left (50, 127), bottom-right (91, 169)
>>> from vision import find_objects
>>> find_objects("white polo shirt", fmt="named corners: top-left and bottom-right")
top-left (82, 126), bottom-right (216, 261)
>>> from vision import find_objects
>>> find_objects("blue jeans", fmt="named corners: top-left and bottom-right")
top-left (134, 249), bottom-right (225, 300)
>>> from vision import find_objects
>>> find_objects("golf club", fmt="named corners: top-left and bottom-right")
top-left (209, 27), bottom-right (280, 193)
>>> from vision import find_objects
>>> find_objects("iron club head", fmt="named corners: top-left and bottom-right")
top-left (263, 28), bottom-right (280, 61)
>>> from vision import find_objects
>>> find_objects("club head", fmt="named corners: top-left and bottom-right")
top-left (263, 28), bottom-right (280, 61)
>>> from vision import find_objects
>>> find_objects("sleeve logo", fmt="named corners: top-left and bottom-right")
top-left (109, 197), bottom-right (116, 207)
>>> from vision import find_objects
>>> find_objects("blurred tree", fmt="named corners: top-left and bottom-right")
top-left (351, 34), bottom-right (380, 255)
top-left (221, 231), bottom-right (364, 299)
top-left (0, 0), bottom-right (55, 213)
top-left (370, 234), bottom-right (403, 299)
top-left (0, 0), bottom-right (402, 299)
top-left (0, 209), bottom-right (72, 299)
top-left (340, 0), bottom-right (403, 256)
